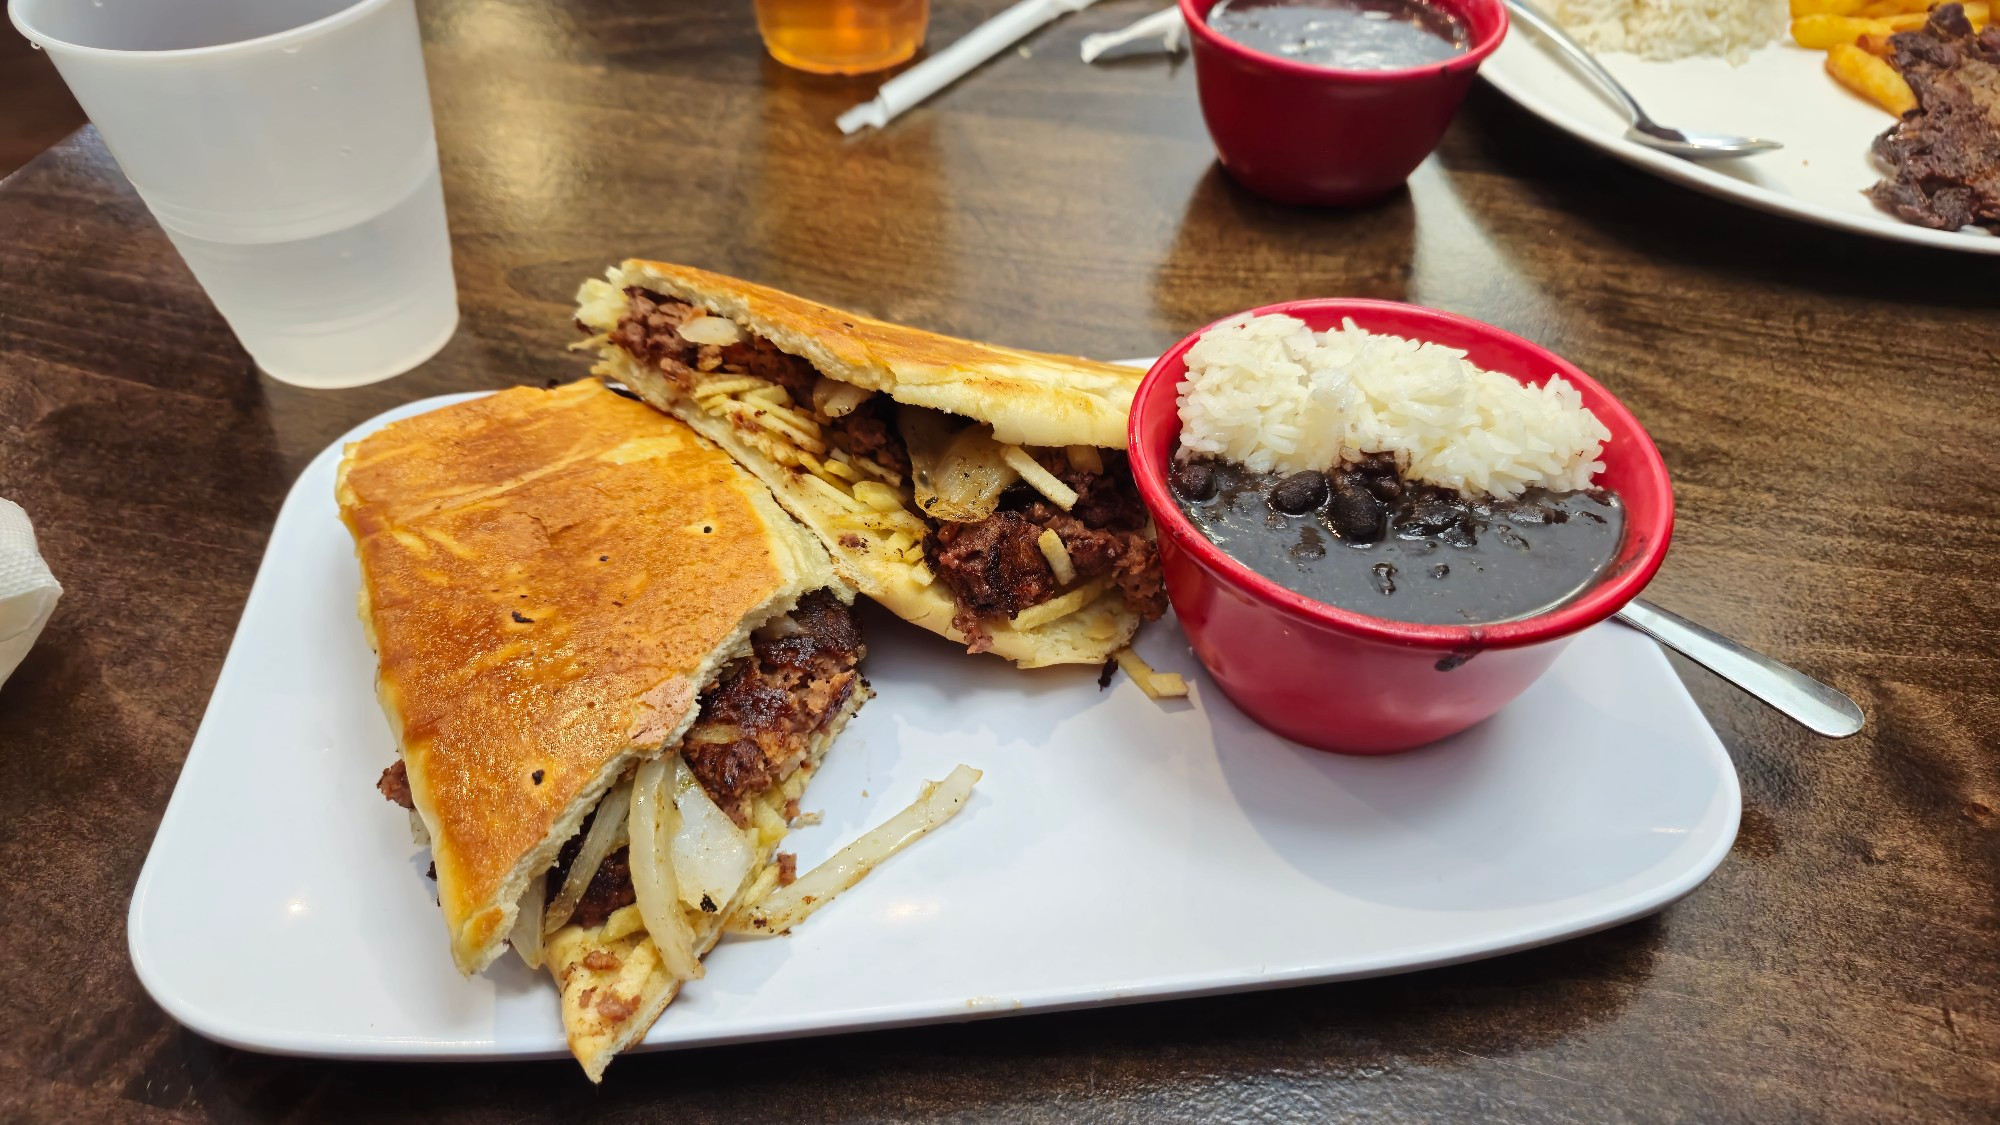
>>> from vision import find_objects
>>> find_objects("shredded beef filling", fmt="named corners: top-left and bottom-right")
top-left (609, 288), bottom-right (1164, 644)
top-left (687, 591), bottom-right (864, 824)
top-left (613, 288), bottom-right (907, 478)
top-left (923, 450), bottom-right (1167, 648)
top-left (378, 761), bottom-right (415, 810)
top-left (549, 830), bottom-right (638, 931)
top-left (377, 593), bottom-right (864, 931)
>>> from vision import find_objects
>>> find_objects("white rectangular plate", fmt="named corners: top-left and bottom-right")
top-left (129, 393), bottom-right (1739, 1061)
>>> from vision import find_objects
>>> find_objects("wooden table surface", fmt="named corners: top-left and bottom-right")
top-left (2, 1), bottom-right (1996, 1119)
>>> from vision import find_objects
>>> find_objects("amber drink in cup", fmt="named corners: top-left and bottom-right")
top-left (755, 0), bottom-right (928, 74)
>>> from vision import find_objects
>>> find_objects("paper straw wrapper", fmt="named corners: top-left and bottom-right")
top-left (838, 0), bottom-right (1106, 134)
top-left (1080, 7), bottom-right (1186, 62)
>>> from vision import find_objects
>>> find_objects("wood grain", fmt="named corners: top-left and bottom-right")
top-left (1, 0), bottom-right (1996, 1119)
top-left (0, 32), bottom-right (84, 178)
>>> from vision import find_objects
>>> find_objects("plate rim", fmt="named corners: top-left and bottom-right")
top-left (126, 390), bottom-right (1743, 1061)
top-left (1480, 35), bottom-right (2000, 256)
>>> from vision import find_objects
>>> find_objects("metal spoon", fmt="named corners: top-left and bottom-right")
top-left (1500, 0), bottom-right (1783, 159)
top-left (1615, 598), bottom-right (1864, 737)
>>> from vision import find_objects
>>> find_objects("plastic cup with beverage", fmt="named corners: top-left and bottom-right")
top-left (755, 0), bottom-right (930, 74)
top-left (8, 0), bottom-right (459, 389)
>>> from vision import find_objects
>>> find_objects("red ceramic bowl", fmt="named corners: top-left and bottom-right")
top-left (1180, 0), bottom-right (1508, 206)
top-left (1130, 299), bottom-right (1674, 753)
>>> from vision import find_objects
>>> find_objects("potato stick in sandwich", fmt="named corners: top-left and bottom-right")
top-left (1827, 42), bottom-right (1918, 114)
top-left (1856, 0), bottom-right (1925, 15)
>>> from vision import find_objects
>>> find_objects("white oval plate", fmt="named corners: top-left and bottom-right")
top-left (1482, 29), bottom-right (2000, 255)
top-left (127, 392), bottom-right (1740, 1062)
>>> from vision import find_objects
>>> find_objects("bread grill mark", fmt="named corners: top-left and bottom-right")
top-left (610, 289), bottom-right (1166, 641)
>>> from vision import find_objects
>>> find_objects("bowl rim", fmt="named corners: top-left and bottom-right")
top-left (1177, 0), bottom-right (1510, 85)
top-left (1128, 298), bottom-right (1675, 652)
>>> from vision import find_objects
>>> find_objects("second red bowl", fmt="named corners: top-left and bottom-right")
top-left (1180, 0), bottom-right (1508, 206)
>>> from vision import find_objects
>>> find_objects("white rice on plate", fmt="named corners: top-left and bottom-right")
top-left (1175, 313), bottom-right (1611, 500)
top-left (1545, 0), bottom-right (1786, 64)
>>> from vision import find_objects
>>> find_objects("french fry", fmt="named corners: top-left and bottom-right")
top-left (1791, 0), bottom-right (1869, 15)
top-left (1880, 4), bottom-right (1986, 28)
top-left (1857, 0), bottom-right (1925, 16)
top-left (1827, 42), bottom-right (1918, 115)
top-left (1792, 14), bottom-right (1891, 46)
top-left (1857, 30), bottom-right (1897, 55)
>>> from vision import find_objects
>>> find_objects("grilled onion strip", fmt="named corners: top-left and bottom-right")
top-left (727, 765), bottom-right (982, 936)
top-left (630, 757), bottom-right (704, 982)
top-left (509, 869), bottom-right (547, 969)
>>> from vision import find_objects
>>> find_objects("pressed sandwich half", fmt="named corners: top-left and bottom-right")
top-left (338, 378), bottom-right (867, 1080)
top-left (575, 260), bottom-right (1168, 668)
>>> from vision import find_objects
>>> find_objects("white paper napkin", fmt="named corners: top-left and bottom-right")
top-left (0, 499), bottom-right (62, 691)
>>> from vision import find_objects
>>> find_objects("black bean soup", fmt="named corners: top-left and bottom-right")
top-left (1172, 452), bottom-right (1624, 626)
top-left (1206, 0), bottom-right (1471, 71)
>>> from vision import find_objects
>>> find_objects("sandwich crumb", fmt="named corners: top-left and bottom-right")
top-left (699, 894), bottom-right (718, 913)
top-left (531, 769), bottom-right (545, 785)
top-left (582, 950), bottom-right (622, 972)
top-left (596, 993), bottom-right (637, 1023)
top-left (599, 555), bottom-right (609, 562)
top-left (511, 611), bottom-right (533, 624)
top-left (777, 853), bottom-right (797, 886)
top-left (1097, 657), bottom-right (1117, 690)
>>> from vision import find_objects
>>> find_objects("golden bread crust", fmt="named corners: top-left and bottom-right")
top-left (336, 379), bottom-right (832, 973)
top-left (604, 259), bottom-right (1144, 449)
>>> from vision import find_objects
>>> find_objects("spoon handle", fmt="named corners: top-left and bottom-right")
top-left (1500, 0), bottom-right (1647, 126)
top-left (1614, 598), bottom-right (1865, 738)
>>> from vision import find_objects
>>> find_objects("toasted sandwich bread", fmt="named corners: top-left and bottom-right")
top-left (576, 261), bottom-right (1167, 668)
top-left (337, 379), bottom-right (842, 976)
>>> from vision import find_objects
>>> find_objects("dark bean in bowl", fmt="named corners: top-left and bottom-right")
top-left (1170, 452), bottom-right (1625, 626)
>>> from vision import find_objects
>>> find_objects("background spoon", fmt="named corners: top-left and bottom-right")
top-left (1501, 0), bottom-right (1784, 159)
